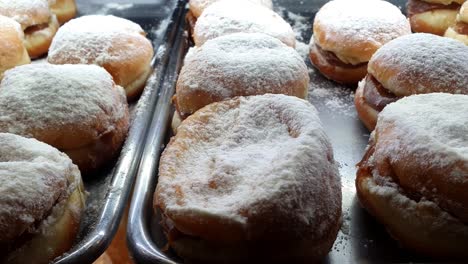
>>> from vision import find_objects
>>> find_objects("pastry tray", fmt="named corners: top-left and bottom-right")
top-left (50, 0), bottom-right (180, 263)
top-left (127, 0), bottom-right (432, 263)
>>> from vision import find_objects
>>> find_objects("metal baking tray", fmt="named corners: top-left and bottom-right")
top-left (127, 0), bottom-right (432, 263)
top-left (49, 1), bottom-right (179, 263)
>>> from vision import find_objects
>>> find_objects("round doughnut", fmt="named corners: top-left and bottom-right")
top-left (0, 15), bottom-right (30, 79)
top-left (48, 0), bottom-right (77, 24)
top-left (174, 33), bottom-right (309, 120)
top-left (155, 94), bottom-right (342, 263)
top-left (0, 64), bottom-right (130, 174)
top-left (444, 1), bottom-right (468, 45)
top-left (356, 93), bottom-right (468, 259)
top-left (407, 0), bottom-right (463, 35)
top-left (193, 0), bottom-right (295, 47)
top-left (189, 0), bottom-right (273, 18)
top-left (47, 15), bottom-right (154, 100)
top-left (0, 0), bottom-right (59, 58)
top-left (0, 133), bottom-right (85, 263)
top-left (311, 0), bottom-right (411, 84)
top-left (355, 33), bottom-right (468, 131)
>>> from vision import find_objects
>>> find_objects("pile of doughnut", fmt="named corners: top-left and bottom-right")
top-left (155, 0), bottom-right (468, 262)
top-left (0, 0), bottom-right (154, 263)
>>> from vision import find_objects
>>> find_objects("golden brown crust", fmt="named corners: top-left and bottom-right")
top-left (49, 0), bottom-right (77, 24)
top-left (444, 25), bottom-right (468, 44)
top-left (356, 152), bottom-right (468, 259)
top-left (24, 15), bottom-right (59, 58)
top-left (354, 81), bottom-right (379, 131)
top-left (409, 9), bottom-right (459, 35)
top-left (0, 16), bottom-right (30, 79)
top-left (309, 42), bottom-right (368, 84)
top-left (460, 1), bottom-right (468, 23)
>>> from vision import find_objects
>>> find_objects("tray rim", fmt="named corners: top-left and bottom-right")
top-left (126, 0), bottom-right (188, 263)
top-left (52, 2), bottom-right (181, 263)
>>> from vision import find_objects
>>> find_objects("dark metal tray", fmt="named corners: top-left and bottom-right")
top-left (51, 1), bottom-right (179, 263)
top-left (127, 0), bottom-right (432, 263)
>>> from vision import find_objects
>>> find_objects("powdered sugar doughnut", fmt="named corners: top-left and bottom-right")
top-left (0, 133), bottom-right (85, 263)
top-left (175, 33), bottom-right (309, 119)
top-left (355, 33), bottom-right (468, 130)
top-left (0, 64), bottom-right (130, 173)
top-left (0, 15), bottom-right (30, 79)
top-left (0, 0), bottom-right (59, 58)
top-left (310, 0), bottom-right (410, 84)
top-left (48, 15), bottom-right (154, 100)
top-left (356, 93), bottom-right (468, 259)
top-left (156, 94), bottom-right (342, 263)
top-left (193, 0), bottom-right (295, 47)
top-left (48, 0), bottom-right (76, 24)
top-left (189, 0), bottom-right (272, 18)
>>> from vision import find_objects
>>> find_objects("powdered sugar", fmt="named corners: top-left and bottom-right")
top-left (0, 64), bottom-right (127, 145)
top-left (189, 0), bottom-right (273, 16)
top-left (376, 93), bottom-right (468, 178)
top-left (0, 0), bottom-right (50, 28)
top-left (157, 94), bottom-right (341, 239)
top-left (369, 33), bottom-right (468, 96)
top-left (48, 15), bottom-right (147, 66)
top-left (0, 133), bottom-right (80, 242)
top-left (194, 0), bottom-right (295, 47)
top-left (176, 33), bottom-right (309, 115)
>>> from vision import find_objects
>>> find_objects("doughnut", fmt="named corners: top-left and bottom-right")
top-left (445, 1), bottom-right (468, 44)
top-left (47, 15), bottom-right (154, 100)
top-left (355, 33), bottom-right (468, 130)
top-left (0, 0), bottom-right (59, 58)
top-left (187, 0), bottom-right (273, 32)
top-left (174, 33), bottom-right (309, 120)
top-left (407, 0), bottom-right (464, 35)
top-left (310, 0), bottom-right (411, 84)
top-left (0, 64), bottom-right (130, 174)
top-left (356, 93), bottom-right (468, 259)
top-left (0, 15), bottom-right (30, 79)
top-left (193, 0), bottom-right (295, 47)
top-left (155, 94), bottom-right (342, 263)
top-left (0, 133), bottom-right (86, 263)
top-left (48, 0), bottom-right (77, 24)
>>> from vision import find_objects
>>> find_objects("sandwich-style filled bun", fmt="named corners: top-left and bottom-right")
top-left (174, 33), bottom-right (309, 120)
top-left (444, 1), bottom-right (468, 45)
top-left (0, 64), bottom-right (130, 174)
top-left (193, 0), bottom-right (295, 47)
top-left (0, 15), bottom-right (30, 79)
top-left (155, 94), bottom-right (342, 263)
top-left (0, 133), bottom-right (86, 264)
top-left (310, 0), bottom-right (411, 84)
top-left (0, 0), bottom-right (59, 58)
top-left (356, 93), bottom-right (468, 259)
top-left (407, 0), bottom-right (464, 35)
top-left (48, 0), bottom-right (77, 24)
top-left (48, 15), bottom-right (154, 100)
top-left (355, 33), bottom-right (468, 130)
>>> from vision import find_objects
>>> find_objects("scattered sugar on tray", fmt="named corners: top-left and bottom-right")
top-left (96, 3), bottom-right (134, 15)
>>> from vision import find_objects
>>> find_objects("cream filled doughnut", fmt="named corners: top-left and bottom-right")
top-left (48, 0), bottom-right (77, 24)
top-left (47, 15), bottom-right (154, 100)
top-left (355, 33), bottom-right (468, 130)
top-left (155, 94), bottom-right (342, 263)
top-left (0, 15), bottom-right (30, 79)
top-left (0, 64), bottom-right (130, 174)
top-left (0, 0), bottom-right (59, 58)
top-left (0, 133), bottom-right (85, 264)
top-left (356, 93), bottom-right (468, 259)
top-left (407, 0), bottom-right (464, 35)
top-left (174, 33), bottom-right (309, 120)
top-left (193, 0), bottom-right (295, 47)
top-left (310, 0), bottom-right (411, 84)
top-left (445, 1), bottom-right (468, 44)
